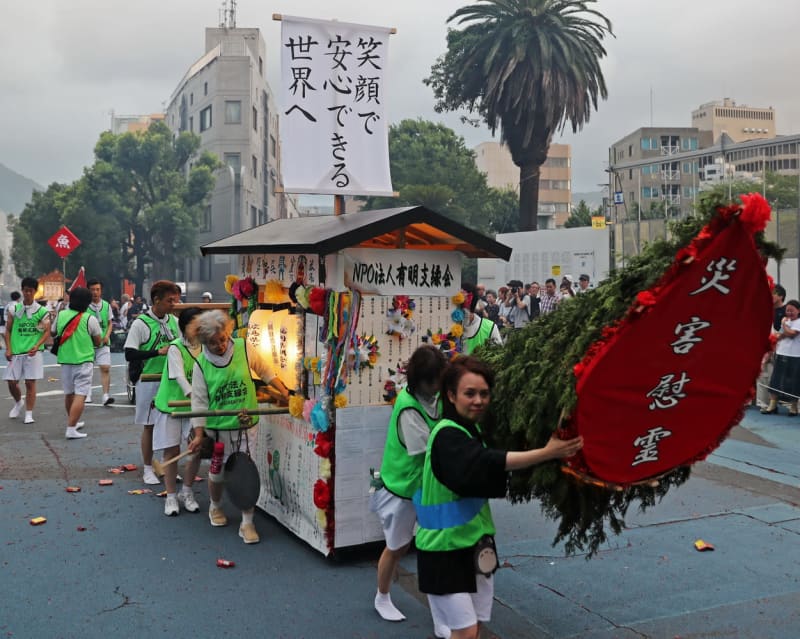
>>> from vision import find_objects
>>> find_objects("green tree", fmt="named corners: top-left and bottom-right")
top-left (426, 0), bottom-right (612, 232)
top-left (361, 119), bottom-right (491, 230)
top-left (564, 199), bottom-right (592, 227)
top-left (13, 123), bottom-right (219, 297)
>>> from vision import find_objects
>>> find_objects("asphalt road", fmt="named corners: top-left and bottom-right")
top-left (2, 351), bottom-right (800, 638)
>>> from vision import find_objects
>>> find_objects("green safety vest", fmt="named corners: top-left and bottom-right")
top-left (137, 313), bottom-right (180, 377)
top-left (196, 338), bottom-right (257, 430)
top-left (154, 339), bottom-right (197, 414)
top-left (88, 300), bottom-right (111, 338)
top-left (9, 303), bottom-right (49, 354)
top-left (56, 310), bottom-right (94, 365)
top-left (413, 419), bottom-right (496, 552)
top-left (464, 318), bottom-right (494, 355)
top-left (379, 388), bottom-right (439, 499)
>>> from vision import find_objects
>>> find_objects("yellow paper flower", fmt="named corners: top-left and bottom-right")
top-left (319, 458), bottom-right (332, 480)
top-left (450, 323), bottom-right (464, 338)
top-left (224, 274), bottom-right (239, 295)
top-left (316, 509), bottom-right (327, 529)
top-left (288, 395), bottom-right (304, 418)
top-left (334, 393), bottom-right (348, 409)
top-left (264, 279), bottom-right (285, 303)
top-left (431, 334), bottom-right (442, 345)
top-left (451, 292), bottom-right (465, 305)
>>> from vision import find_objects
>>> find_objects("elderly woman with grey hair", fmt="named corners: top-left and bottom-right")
top-left (187, 310), bottom-right (290, 544)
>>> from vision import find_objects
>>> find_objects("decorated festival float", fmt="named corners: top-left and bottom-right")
top-left (202, 207), bottom-right (510, 554)
top-left (480, 190), bottom-right (779, 555)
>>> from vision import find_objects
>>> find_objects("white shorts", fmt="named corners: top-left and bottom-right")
top-left (3, 352), bottom-right (44, 381)
top-left (134, 380), bottom-right (160, 425)
top-left (370, 487), bottom-right (416, 550)
top-left (152, 409), bottom-right (192, 450)
top-left (427, 574), bottom-right (494, 631)
top-left (61, 363), bottom-right (94, 396)
top-left (93, 345), bottom-right (111, 367)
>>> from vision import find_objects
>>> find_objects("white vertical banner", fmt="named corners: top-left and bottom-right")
top-left (279, 15), bottom-right (394, 196)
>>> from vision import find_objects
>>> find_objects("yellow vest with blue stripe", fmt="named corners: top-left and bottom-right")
top-left (196, 338), bottom-right (257, 430)
top-left (379, 388), bottom-right (438, 499)
top-left (154, 339), bottom-right (196, 414)
top-left (413, 419), bottom-right (496, 552)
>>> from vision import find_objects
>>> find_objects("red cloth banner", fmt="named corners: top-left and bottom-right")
top-left (68, 266), bottom-right (86, 292)
top-left (47, 226), bottom-right (81, 259)
top-left (573, 219), bottom-right (772, 484)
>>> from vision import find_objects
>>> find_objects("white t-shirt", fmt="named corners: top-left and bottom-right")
top-left (397, 392), bottom-right (440, 456)
top-left (123, 311), bottom-right (179, 350)
top-left (776, 318), bottom-right (800, 358)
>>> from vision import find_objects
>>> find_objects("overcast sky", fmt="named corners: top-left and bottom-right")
top-left (2, 0), bottom-right (798, 194)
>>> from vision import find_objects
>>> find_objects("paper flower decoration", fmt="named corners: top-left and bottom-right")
top-left (314, 430), bottom-right (334, 458)
top-left (313, 479), bottom-right (332, 509)
top-left (288, 395), bottom-right (304, 418)
top-left (422, 328), bottom-right (463, 360)
top-left (264, 279), bottom-right (285, 304)
top-left (232, 276), bottom-right (257, 302)
top-left (302, 399), bottom-right (315, 422)
top-left (309, 287), bottom-right (327, 315)
top-left (311, 401), bottom-right (329, 432)
top-left (386, 296), bottom-right (417, 339)
top-left (319, 458), bottom-right (332, 480)
top-left (224, 274), bottom-right (239, 295)
top-left (334, 393), bottom-right (348, 409)
top-left (451, 292), bottom-right (465, 306)
top-left (316, 509), bottom-right (327, 529)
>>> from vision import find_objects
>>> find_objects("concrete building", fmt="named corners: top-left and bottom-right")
top-left (692, 98), bottom-right (776, 144)
top-left (608, 127), bottom-right (798, 221)
top-left (165, 25), bottom-right (284, 301)
top-left (474, 141), bottom-right (572, 228)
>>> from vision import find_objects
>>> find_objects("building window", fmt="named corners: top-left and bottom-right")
top-left (259, 56), bottom-right (263, 76)
top-left (201, 205), bottom-right (212, 232)
top-left (204, 82), bottom-right (208, 96)
top-left (252, 155), bottom-right (257, 179)
top-left (628, 169), bottom-right (633, 180)
top-left (225, 100), bottom-right (241, 124)
top-left (200, 106), bottom-right (212, 131)
top-left (190, 93), bottom-right (193, 106)
top-left (271, 174), bottom-right (277, 196)
top-left (628, 144), bottom-right (633, 156)
top-left (251, 205), bottom-right (257, 227)
top-left (189, 116), bottom-right (193, 133)
top-left (270, 135), bottom-right (277, 158)
top-left (224, 153), bottom-right (241, 173)
top-left (253, 106), bottom-right (258, 131)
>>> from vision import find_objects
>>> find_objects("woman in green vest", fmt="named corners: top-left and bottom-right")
top-left (153, 307), bottom-right (204, 517)
top-left (415, 357), bottom-right (583, 639)
top-left (53, 287), bottom-right (102, 439)
top-left (187, 310), bottom-right (290, 545)
top-left (372, 345), bottom-right (447, 634)
top-left (460, 283), bottom-right (502, 355)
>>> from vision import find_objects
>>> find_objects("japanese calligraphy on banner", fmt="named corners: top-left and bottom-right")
top-left (279, 15), bottom-right (394, 196)
top-left (572, 220), bottom-right (772, 484)
top-left (340, 248), bottom-right (461, 296)
top-left (238, 253), bottom-right (320, 287)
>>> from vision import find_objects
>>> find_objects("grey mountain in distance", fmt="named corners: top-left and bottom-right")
top-left (0, 162), bottom-right (43, 215)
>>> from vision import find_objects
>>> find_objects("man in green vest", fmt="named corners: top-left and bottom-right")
top-left (460, 283), bottom-right (502, 355)
top-left (87, 278), bottom-right (115, 406)
top-left (124, 280), bottom-right (182, 485)
top-left (4, 277), bottom-right (50, 424)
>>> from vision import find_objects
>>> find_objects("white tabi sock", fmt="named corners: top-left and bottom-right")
top-left (374, 591), bottom-right (406, 621)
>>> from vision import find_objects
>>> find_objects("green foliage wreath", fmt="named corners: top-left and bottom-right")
top-left (478, 191), bottom-right (782, 556)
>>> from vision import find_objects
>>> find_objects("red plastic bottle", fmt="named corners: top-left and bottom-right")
top-left (209, 442), bottom-right (225, 478)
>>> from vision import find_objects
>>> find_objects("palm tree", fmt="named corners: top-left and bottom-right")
top-left (426, 0), bottom-right (612, 231)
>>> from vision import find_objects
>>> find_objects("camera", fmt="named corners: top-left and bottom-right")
top-left (510, 286), bottom-right (519, 295)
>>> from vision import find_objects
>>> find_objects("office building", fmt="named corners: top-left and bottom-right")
top-left (474, 141), bottom-right (572, 228)
top-left (691, 98), bottom-right (776, 144)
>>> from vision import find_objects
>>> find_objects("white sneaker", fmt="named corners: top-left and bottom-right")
top-left (164, 494), bottom-right (179, 516)
top-left (65, 428), bottom-right (87, 439)
top-left (177, 490), bottom-right (200, 513)
top-left (23, 413), bottom-right (35, 424)
top-left (142, 467), bottom-right (161, 485)
top-left (75, 421), bottom-right (85, 430)
top-left (9, 400), bottom-right (24, 419)
top-left (86, 396), bottom-right (93, 404)
top-left (102, 394), bottom-right (115, 406)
